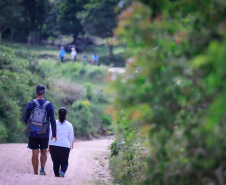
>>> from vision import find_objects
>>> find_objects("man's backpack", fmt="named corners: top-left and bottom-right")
top-left (27, 99), bottom-right (50, 134)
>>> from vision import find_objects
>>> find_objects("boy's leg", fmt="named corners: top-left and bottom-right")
top-left (32, 150), bottom-right (39, 174)
top-left (40, 149), bottom-right (47, 171)
top-left (28, 137), bottom-right (40, 174)
top-left (39, 138), bottom-right (49, 174)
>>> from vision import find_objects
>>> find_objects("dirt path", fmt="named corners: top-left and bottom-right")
top-left (0, 138), bottom-right (112, 185)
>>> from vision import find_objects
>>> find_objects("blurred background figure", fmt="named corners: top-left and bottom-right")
top-left (71, 47), bottom-right (77, 61)
top-left (58, 46), bottom-right (65, 63)
top-left (92, 53), bottom-right (99, 65)
top-left (82, 51), bottom-right (88, 64)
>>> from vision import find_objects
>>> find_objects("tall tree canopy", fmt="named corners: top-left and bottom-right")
top-left (58, 0), bottom-right (88, 43)
top-left (22, 0), bottom-right (50, 44)
top-left (79, 0), bottom-right (119, 55)
top-left (0, 0), bottom-right (23, 42)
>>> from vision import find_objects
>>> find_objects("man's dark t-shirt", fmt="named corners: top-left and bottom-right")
top-left (24, 99), bottom-right (56, 138)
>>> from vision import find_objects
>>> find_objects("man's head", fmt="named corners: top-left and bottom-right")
top-left (36, 85), bottom-right (46, 97)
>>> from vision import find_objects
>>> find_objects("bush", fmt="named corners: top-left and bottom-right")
top-left (99, 54), bottom-right (125, 67)
top-left (0, 46), bottom-right (47, 143)
top-left (102, 115), bottom-right (111, 126)
top-left (109, 1), bottom-right (226, 185)
top-left (71, 100), bottom-right (93, 138)
top-left (84, 83), bottom-right (94, 101)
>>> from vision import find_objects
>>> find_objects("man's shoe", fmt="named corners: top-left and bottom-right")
top-left (59, 172), bottom-right (65, 178)
top-left (40, 170), bottom-right (46, 176)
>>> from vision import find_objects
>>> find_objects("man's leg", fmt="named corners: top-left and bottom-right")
top-left (40, 149), bottom-right (47, 170)
top-left (39, 138), bottom-right (49, 174)
top-left (32, 150), bottom-right (39, 174)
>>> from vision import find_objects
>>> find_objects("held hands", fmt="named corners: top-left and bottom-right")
top-left (71, 142), bottom-right (74, 149)
top-left (51, 137), bottom-right (57, 142)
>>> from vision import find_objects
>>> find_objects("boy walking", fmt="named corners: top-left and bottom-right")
top-left (24, 85), bottom-right (57, 175)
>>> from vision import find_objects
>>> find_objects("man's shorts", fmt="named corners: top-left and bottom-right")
top-left (28, 137), bottom-right (49, 150)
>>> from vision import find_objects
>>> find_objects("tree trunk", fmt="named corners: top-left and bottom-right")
top-left (59, 35), bottom-right (62, 45)
top-left (28, 31), bottom-right (37, 45)
top-left (107, 39), bottom-right (114, 56)
top-left (72, 31), bottom-right (79, 44)
top-left (28, 32), bottom-right (31, 45)
top-left (32, 31), bottom-right (37, 45)
top-left (10, 29), bottom-right (14, 44)
top-left (108, 44), bottom-right (113, 56)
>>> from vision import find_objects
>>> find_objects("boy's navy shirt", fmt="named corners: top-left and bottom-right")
top-left (24, 99), bottom-right (56, 138)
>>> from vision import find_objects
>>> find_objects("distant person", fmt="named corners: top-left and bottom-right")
top-left (58, 46), bottom-right (66, 63)
top-left (71, 47), bottom-right (77, 61)
top-left (92, 53), bottom-right (99, 65)
top-left (49, 107), bottom-right (74, 178)
top-left (82, 51), bottom-right (88, 64)
top-left (24, 85), bottom-right (57, 175)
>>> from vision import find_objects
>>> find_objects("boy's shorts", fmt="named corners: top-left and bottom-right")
top-left (28, 137), bottom-right (49, 150)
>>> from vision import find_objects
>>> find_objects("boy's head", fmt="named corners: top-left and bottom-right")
top-left (36, 85), bottom-right (46, 96)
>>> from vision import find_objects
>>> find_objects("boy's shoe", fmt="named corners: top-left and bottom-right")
top-left (40, 170), bottom-right (46, 176)
top-left (59, 172), bottom-right (65, 178)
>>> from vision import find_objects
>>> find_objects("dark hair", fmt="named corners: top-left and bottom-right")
top-left (36, 85), bottom-right (46, 96)
top-left (58, 107), bottom-right (67, 124)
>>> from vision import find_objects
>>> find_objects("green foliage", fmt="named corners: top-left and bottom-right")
top-left (40, 61), bottom-right (107, 83)
top-left (85, 83), bottom-right (94, 100)
top-left (109, 1), bottom-right (226, 185)
top-left (39, 59), bottom-right (111, 139)
top-left (71, 100), bottom-right (93, 138)
top-left (79, 0), bottom-right (118, 39)
top-left (99, 54), bottom-right (125, 67)
top-left (0, 0), bottom-right (52, 43)
top-left (58, 0), bottom-right (88, 42)
top-left (102, 115), bottom-right (111, 126)
top-left (0, 46), bottom-right (47, 142)
top-left (110, 140), bottom-right (121, 157)
top-left (78, 0), bottom-right (119, 55)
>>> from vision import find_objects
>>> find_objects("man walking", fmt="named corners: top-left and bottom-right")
top-left (24, 85), bottom-right (57, 175)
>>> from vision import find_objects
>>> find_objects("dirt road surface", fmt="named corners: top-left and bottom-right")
top-left (0, 138), bottom-right (112, 185)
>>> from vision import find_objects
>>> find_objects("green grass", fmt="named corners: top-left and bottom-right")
top-left (2, 40), bottom-right (125, 66)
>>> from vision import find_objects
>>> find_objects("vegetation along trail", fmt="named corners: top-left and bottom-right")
top-left (0, 138), bottom-right (112, 185)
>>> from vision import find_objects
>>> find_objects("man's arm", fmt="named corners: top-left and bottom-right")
top-left (49, 104), bottom-right (57, 140)
top-left (24, 103), bottom-right (31, 124)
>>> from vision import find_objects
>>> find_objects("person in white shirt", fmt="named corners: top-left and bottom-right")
top-left (49, 107), bottom-right (74, 178)
top-left (71, 47), bottom-right (77, 61)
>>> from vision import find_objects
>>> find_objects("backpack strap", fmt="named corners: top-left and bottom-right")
top-left (33, 99), bottom-right (40, 108)
top-left (43, 101), bottom-right (50, 110)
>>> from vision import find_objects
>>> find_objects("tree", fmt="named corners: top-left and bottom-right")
top-left (0, 0), bottom-right (22, 41)
top-left (41, 0), bottom-right (61, 43)
top-left (58, 0), bottom-right (88, 43)
top-left (22, 0), bottom-right (50, 44)
top-left (79, 0), bottom-right (119, 55)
